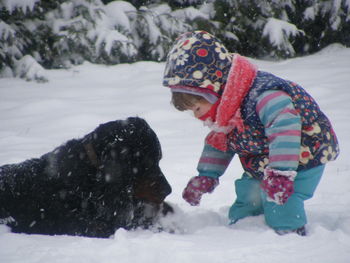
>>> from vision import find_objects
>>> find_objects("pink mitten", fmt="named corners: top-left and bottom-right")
top-left (261, 167), bottom-right (297, 205)
top-left (182, 176), bottom-right (219, 206)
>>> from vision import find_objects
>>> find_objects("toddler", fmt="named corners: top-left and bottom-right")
top-left (162, 31), bottom-right (339, 235)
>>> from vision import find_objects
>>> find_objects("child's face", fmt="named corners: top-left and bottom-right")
top-left (188, 100), bottom-right (213, 119)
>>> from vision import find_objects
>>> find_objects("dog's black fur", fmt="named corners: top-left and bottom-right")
top-left (0, 117), bottom-right (172, 238)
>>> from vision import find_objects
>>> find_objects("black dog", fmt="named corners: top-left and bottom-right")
top-left (0, 117), bottom-right (172, 238)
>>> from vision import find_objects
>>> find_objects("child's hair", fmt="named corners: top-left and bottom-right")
top-left (171, 92), bottom-right (206, 111)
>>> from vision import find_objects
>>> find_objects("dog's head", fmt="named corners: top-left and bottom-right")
top-left (89, 117), bottom-right (172, 205)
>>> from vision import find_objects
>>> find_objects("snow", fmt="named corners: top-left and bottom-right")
top-left (262, 17), bottom-right (304, 55)
top-left (148, 3), bottom-right (172, 15)
top-left (172, 6), bottom-right (209, 21)
top-left (104, 1), bottom-right (136, 31)
top-left (1, 45), bottom-right (350, 262)
top-left (303, 6), bottom-right (316, 21)
top-left (14, 55), bottom-right (48, 83)
top-left (0, 21), bottom-right (15, 40)
top-left (138, 7), bottom-right (162, 46)
top-left (0, 0), bottom-right (39, 14)
top-left (92, 27), bottom-right (130, 55)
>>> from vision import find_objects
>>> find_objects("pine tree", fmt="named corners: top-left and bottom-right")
top-left (1, 0), bottom-right (349, 81)
top-left (0, 0), bottom-right (64, 80)
top-left (131, 3), bottom-right (190, 61)
top-left (213, 0), bottom-right (350, 58)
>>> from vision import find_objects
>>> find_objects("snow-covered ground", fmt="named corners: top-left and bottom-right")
top-left (0, 45), bottom-right (349, 262)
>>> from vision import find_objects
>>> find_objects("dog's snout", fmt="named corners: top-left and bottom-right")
top-left (133, 171), bottom-right (172, 204)
top-left (159, 173), bottom-right (172, 197)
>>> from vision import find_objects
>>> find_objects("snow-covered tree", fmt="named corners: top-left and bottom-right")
top-left (295, 0), bottom-right (350, 53)
top-left (0, 0), bottom-right (64, 79)
top-left (0, 0), bottom-right (189, 81)
top-left (212, 0), bottom-right (350, 58)
top-left (172, 3), bottom-right (219, 34)
top-left (15, 55), bottom-right (48, 82)
top-left (262, 17), bottom-right (304, 57)
top-left (46, 0), bottom-right (138, 66)
top-left (131, 3), bottom-right (189, 61)
top-left (1, 0), bottom-right (349, 81)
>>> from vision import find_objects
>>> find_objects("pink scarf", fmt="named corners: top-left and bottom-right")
top-left (204, 54), bottom-right (257, 152)
top-left (198, 99), bottom-right (221, 122)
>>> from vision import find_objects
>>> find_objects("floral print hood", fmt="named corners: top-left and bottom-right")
top-left (163, 31), bottom-right (232, 97)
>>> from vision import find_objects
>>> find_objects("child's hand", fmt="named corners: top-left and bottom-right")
top-left (182, 176), bottom-right (219, 206)
top-left (261, 167), bottom-right (297, 205)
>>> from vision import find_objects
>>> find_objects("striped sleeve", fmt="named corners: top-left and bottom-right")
top-left (197, 144), bottom-right (234, 179)
top-left (256, 90), bottom-right (301, 170)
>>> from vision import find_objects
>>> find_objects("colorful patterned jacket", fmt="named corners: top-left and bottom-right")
top-left (198, 71), bottom-right (339, 180)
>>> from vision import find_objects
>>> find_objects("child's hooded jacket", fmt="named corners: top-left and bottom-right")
top-left (163, 31), bottom-right (339, 179)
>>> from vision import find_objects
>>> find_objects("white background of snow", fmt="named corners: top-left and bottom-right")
top-left (0, 44), bottom-right (350, 262)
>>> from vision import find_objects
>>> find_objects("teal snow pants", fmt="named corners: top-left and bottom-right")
top-left (228, 165), bottom-right (325, 231)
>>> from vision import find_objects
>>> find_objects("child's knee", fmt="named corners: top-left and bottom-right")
top-left (262, 166), bottom-right (324, 231)
top-left (263, 194), bottom-right (307, 230)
